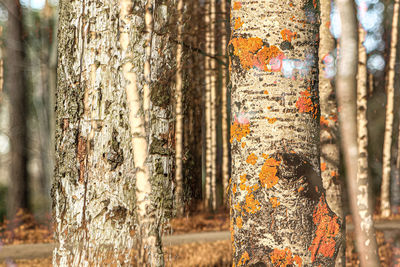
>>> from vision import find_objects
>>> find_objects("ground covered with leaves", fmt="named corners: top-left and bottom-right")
top-left (0, 211), bottom-right (399, 266)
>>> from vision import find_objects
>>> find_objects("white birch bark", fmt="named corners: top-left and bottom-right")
top-left (381, 0), bottom-right (399, 218)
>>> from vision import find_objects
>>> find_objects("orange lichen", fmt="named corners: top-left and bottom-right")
top-left (233, 1), bottom-right (242, 10)
top-left (230, 37), bottom-right (285, 71)
top-left (270, 248), bottom-right (302, 267)
top-left (270, 197), bottom-right (280, 208)
top-left (298, 186), bottom-right (305, 192)
top-left (264, 90), bottom-right (269, 94)
top-left (309, 194), bottom-right (340, 262)
top-left (235, 17), bottom-right (244, 30)
top-left (320, 116), bottom-right (329, 127)
top-left (281, 28), bottom-right (297, 42)
top-left (321, 162), bottom-right (326, 172)
top-left (238, 251), bottom-right (250, 266)
top-left (244, 193), bottom-right (261, 213)
top-left (259, 157), bottom-right (281, 188)
top-left (234, 203), bottom-right (241, 212)
top-left (246, 153), bottom-right (258, 165)
top-left (240, 174), bottom-right (248, 191)
top-left (331, 171), bottom-right (337, 177)
top-left (295, 87), bottom-right (318, 119)
top-left (230, 121), bottom-right (250, 143)
top-left (233, 183), bottom-right (237, 194)
top-left (236, 216), bottom-right (243, 229)
top-left (262, 153), bottom-right (268, 159)
top-left (266, 117), bottom-right (277, 124)
top-left (241, 142), bottom-right (246, 148)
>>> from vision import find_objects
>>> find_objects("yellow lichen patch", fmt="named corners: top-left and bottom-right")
top-left (246, 153), bottom-right (258, 165)
top-left (281, 28), bottom-right (297, 42)
top-left (270, 248), bottom-right (302, 267)
top-left (235, 17), bottom-right (244, 30)
top-left (309, 194), bottom-right (340, 262)
top-left (241, 142), bottom-right (246, 148)
top-left (237, 251), bottom-right (250, 266)
top-left (236, 216), bottom-right (243, 229)
top-left (233, 183), bottom-right (237, 194)
top-left (270, 197), bottom-right (280, 208)
top-left (233, 1), bottom-right (242, 10)
top-left (239, 174), bottom-right (248, 191)
top-left (234, 203), bottom-right (241, 212)
top-left (295, 87), bottom-right (318, 119)
top-left (230, 121), bottom-right (250, 143)
top-left (259, 157), bottom-right (281, 188)
top-left (230, 37), bottom-right (285, 71)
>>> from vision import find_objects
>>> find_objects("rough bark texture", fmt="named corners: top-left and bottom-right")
top-left (205, 0), bottom-right (212, 210)
top-left (53, 0), bottom-right (173, 265)
top-left (229, 1), bottom-right (342, 266)
top-left (6, 0), bottom-right (29, 221)
top-left (319, 1), bottom-right (344, 265)
top-left (335, 0), bottom-right (380, 266)
top-left (381, 0), bottom-right (399, 218)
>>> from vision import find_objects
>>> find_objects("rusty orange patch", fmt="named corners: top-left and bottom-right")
top-left (230, 121), bottom-right (250, 143)
top-left (246, 153), bottom-right (258, 165)
top-left (238, 251), bottom-right (250, 266)
top-left (295, 87), bottom-right (318, 119)
top-left (244, 193), bottom-right (261, 213)
top-left (259, 157), bottom-right (281, 188)
top-left (320, 116), bottom-right (329, 127)
top-left (309, 194), bottom-right (340, 262)
top-left (264, 90), bottom-right (269, 94)
top-left (241, 142), bottom-right (246, 148)
top-left (321, 162), bottom-right (326, 172)
top-left (236, 216), bottom-right (243, 229)
top-left (281, 28), bottom-right (297, 42)
top-left (266, 117), bottom-right (277, 124)
top-left (235, 17), bottom-right (244, 30)
top-left (270, 197), bottom-right (280, 208)
top-left (270, 248), bottom-right (303, 267)
top-left (233, 1), bottom-right (242, 10)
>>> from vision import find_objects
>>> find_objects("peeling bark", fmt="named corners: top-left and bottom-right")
top-left (229, 1), bottom-right (342, 266)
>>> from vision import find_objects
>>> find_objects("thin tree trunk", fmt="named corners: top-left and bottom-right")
top-left (175, 0), bottom-right (184, 216)
top-left (210, 0), bottom-right (217, 211)
top-left (204, 0), bottom-right (212, 210)
top-left (220, 0), bottom-right (229, 206)
top-left (229, 0), bottom-right (342, 265)
top-left (335, 0), bottom-right (380, 266)
top-left (381, 0), bottom-right (400, 218)
top-left (0, 26), bottom-right (3, 104)
top-left (319, 0), bottom-right (345, 265)
top-left (6, 0), bottom-right (29, 222)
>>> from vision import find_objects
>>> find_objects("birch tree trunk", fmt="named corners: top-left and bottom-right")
top-left (319, 0), bottom-right (345, 265)
top-left (220, 0), bottom-right (230, 206)
top-left (53, 0), bottom-right (172, 265)
top-left (381, 0), bottom-right (399, 218)
top-left (335, 0), bottom-right (380, 266)
top-left (204, 0), bottom-right (212, 210)
top-left (6, 0), bottom-right (29, 221)
top-left (229, 1), bottom-right (342, 265)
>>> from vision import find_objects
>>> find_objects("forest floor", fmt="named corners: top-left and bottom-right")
top-left (0, 211), bottom-right (399, 266)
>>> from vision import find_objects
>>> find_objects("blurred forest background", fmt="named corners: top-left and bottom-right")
top-left (0, 0), bottom-right (399, 266)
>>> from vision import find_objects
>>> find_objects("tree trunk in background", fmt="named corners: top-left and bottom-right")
top-left (204, 0), bottom-right (212, 210)
top-left (210, 0), bottom-right (217, 211)
top-left (0, 26), bottom-right (3, 103)
top-left (53, 0), bottom-right (172, 265)
top-left (6, 0), bottom-right (29, 221)
top-left (220, 0), bottom-right (229, 206)
top-left (229, 0), bottom-right (342, 265)
top-left (319, 0), bottom-right (345, 265)
top-left (175, 0), bottom-right (184, 215)
top-left (335, 0), bottom-right (380, 266)
top-left (381, 0), bottom-right (399, 218)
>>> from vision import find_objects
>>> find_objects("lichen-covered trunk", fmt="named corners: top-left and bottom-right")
top-left (53, 0), bottom-right (172, 265)
top-left (335, 0), bottom-right (380, 266)
top-left (381, 0), bottom-right (399, 218)
top-left (220, 0), bottom-right (230, 206)
top-left (6, 0), bottom-right (29, 221)
top-left (229, 1), bottom-right (342, 266)
top-left (319, 0), bottom-right (344, 265)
